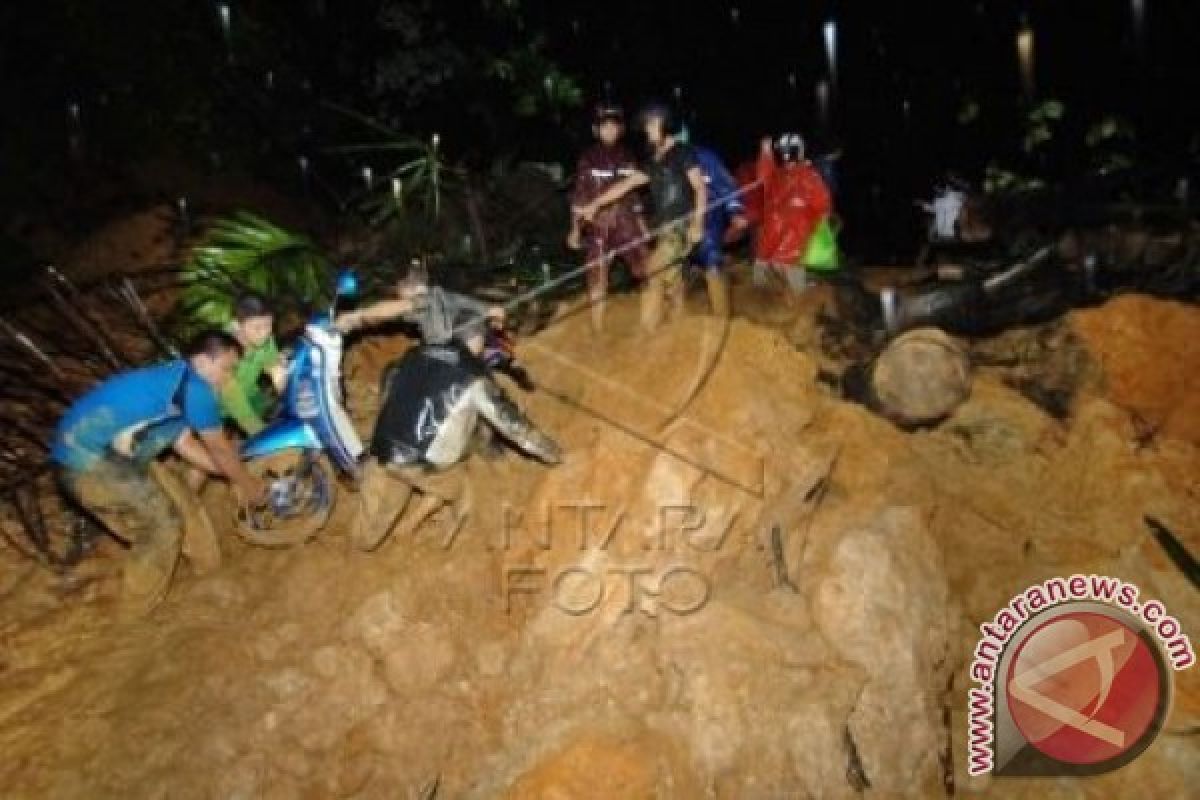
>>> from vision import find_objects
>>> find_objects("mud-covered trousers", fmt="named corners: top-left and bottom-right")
top-left (58, 455), bottom-right (183, 614)
top-left (583, 211), bottom-right (649, 331)
top-left (688, 214), bottom-right (733, 317)
top-left (353, 459), bottom-right (464, 552)
top-left (641, 226), bottom-right (695, 332)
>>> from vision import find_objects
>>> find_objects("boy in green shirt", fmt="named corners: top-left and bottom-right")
top-left (222, 293), bottom-right (287, 435)
top-left (220, 272), bottom-right (507, 435)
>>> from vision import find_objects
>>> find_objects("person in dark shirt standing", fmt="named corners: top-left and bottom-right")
top-left (574, 101), bottom-right (707, 333)
top-left (567, 104), bottom-right (649, 333)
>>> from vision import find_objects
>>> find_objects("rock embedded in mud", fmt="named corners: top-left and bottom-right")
top-left (261, 666), bottom-right (313, 702)
top-left (811, 506), bottom-right (954, 794)
top-left (8, 295), bottom-right (1194, 798)
top-left (381, 621), bottom-right (457, 693)
top-left (871, 328), bottom-right (972, 426)
top-left (254, 620), bottom-right (304, 662)
top-left (281, 644), bottom-right (389, 753)
top-left (342, 589), bottom-right (410, 652)
top-left (341, 589), bottom-right (458, 693)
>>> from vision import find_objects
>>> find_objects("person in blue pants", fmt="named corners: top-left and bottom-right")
top-left (689, 144), bottom-right (748, 317)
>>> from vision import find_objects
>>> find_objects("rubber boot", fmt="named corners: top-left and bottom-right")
top-left (786, 266), bottom-right (810, 294)
top-left (665, 269), bottom-right (685, 322)
top-left (119, 513), bottom-right (182, 618)
top-left (352, 460), bottom-right (414, 552)
top-left (588, 289), bottom-right (606, 334)
top-left (752, 260), bottom-right (771, 288)
top-left (395, 469), bottom-right (463, 540)
top-left (640, 276), bottom-right (665, 333)
top-left (706, 272), bottom-right (731, 317)
top-left (151, 462), bottom-right (220, 574)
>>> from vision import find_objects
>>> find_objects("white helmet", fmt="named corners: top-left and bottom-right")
top-left (775, 133), bottom-right (806, 162)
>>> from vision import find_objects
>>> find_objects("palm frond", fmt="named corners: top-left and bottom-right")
top-left (175, 212), bottom-right (333, 337)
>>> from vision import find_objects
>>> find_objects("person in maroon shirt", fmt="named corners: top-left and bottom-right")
top-left (567, 104), bottom-right (649, 333)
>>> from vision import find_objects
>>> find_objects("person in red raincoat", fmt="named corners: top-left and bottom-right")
top-left (567, 104), bottom-right (649, 332)
top-left (754, 133), bottom-right (831, 295)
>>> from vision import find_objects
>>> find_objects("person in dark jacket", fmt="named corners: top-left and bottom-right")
top-left (567, 104), bottom-right (650, 332)
top-left (352, 314), bottom-right (561, 552)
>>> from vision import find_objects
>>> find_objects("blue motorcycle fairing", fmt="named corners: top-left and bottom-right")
top-left (288, 325), bottom-right (364, 475)
top-left (335, 269), bottom-right (360, 299)
top-left (241, 418), bottom-right (323, 460)
top-left (241, 313), bottom-right (363, 476)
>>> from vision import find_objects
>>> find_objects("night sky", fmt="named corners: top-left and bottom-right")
top-left (2, 1), bottom-right (1197, 260)
top-left (541, 1), bottom-right (1198, 188)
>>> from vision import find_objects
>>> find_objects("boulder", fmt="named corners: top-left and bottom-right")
top-left (872, 328), bottom-right (972, 425)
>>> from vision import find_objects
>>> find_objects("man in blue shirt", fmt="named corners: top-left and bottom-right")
top-left (52, 330), bottom-right (265, 615)
top-left (689, 144), bottom-right (748, 317)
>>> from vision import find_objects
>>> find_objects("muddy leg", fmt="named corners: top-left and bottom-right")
top-left (639, 272), bottom-right (665, 334)
top-left (352, 459), bottom-right (414, 552)
top-left (68, 459), bottom-right (183, 616)
top-left (151, 461), bottom-right (220, 574)
top-left (393, 469), bottom-right (463, 539)
top-left (641, 237), bottom-right (677, 333)
top-left (786, 266), bottom-right (810, 295)
top-left (705, 271), bottom-right (731, 318)
top-left (663, 261), bottom-right (685, 322)
top-left (586, 256), bottom-right (610, 334)
top-left (752, 260), bottom-right (771, 288)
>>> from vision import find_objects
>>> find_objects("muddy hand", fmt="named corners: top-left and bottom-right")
top-left (237, 476), bottom-right (269, 509)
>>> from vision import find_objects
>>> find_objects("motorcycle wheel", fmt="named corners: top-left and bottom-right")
top-left (233, 450), bottom-right (336, 548)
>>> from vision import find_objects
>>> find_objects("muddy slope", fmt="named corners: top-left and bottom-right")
top-left (0, 289), bottom-right (1196, 799)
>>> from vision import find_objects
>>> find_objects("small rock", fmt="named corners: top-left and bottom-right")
top-left (476, 640), bottom-right (510, 677)
top-left (343, 590), bottom-right (409, 654)
top-left (382, 623), bottom-right (456, 693)
top-left (262, 667), bottom-right (312, 701)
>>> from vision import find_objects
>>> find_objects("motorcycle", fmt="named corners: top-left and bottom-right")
top-left (234, 269), bottom-right (364, 546)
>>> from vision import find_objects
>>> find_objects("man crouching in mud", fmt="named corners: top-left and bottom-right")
top-left (51, 331), bottom-right (266, 616)
top-left (387, 260), bottom-right (506, 346)
top-left (353, 313), bottom-right (562, 552)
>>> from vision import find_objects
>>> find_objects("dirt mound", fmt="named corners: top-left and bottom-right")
top-left (61, 205), bottom-right (180, 281)
top-left (1071, 294), bottom-right (1200, 445)
top-left (0, 290), bottom-right (1196, 798)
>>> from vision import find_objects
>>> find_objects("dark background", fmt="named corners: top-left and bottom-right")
top-left (2, 0), bottom-right (1197, 263)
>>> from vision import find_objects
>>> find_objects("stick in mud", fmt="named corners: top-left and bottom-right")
top-left (1145, 515), bottom-right (1200, 590)
top-left (0, 317), bottom-right (68, 380)
top-left (111, 278), bottom-right (180, 358)
top-left (42, 267), bottom-right (128, 369)
top-left (769, 523), bottom-right (798, 592)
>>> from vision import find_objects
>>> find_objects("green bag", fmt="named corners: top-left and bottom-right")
top-left (802, 216), bottom-right (840, 272)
